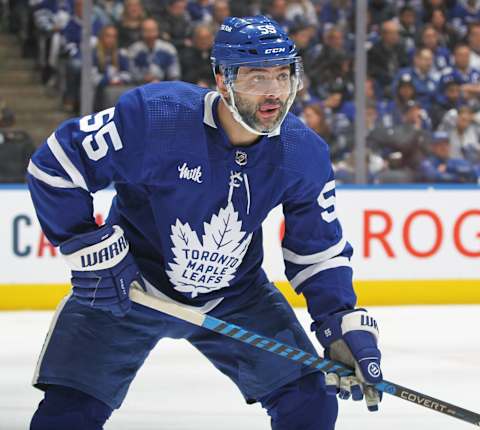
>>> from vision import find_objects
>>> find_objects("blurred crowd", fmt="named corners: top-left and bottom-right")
top-left (1, 0), bottom-right (480, 184)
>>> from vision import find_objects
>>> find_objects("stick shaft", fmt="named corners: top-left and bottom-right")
top-left (130, 288), bottom-right (480, 427)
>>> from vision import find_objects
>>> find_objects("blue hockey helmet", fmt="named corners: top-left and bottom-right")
top-left (211, 16), bottom-right (304, 135)
top-left (211, 16), bottom-right (298, 67)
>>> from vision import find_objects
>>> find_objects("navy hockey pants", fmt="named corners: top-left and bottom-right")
top-left (31, 282), bottom-right (338, 428)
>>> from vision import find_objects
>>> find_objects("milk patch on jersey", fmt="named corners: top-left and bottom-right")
top-left (178, 162), bottom-right (203, 184)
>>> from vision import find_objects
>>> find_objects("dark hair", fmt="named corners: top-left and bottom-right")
top-left (453, 42), bottom-right (470, 52)
top-left (399, 5), bottom-right (415, 15)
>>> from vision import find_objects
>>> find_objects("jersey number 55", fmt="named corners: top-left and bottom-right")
top-left (79, 107), bottom-right (123, 162)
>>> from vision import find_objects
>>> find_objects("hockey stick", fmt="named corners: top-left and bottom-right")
top-left (129, 286), bottom-right (480, 427)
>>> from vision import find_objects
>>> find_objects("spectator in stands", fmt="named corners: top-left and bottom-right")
top-left (321, 80), bottom-right (355, 146)
top-left (421, 0), bottom-right (450, 21)
top-left (179, 24), bottom-right (214, 86)
top-left (401, 100), bottom-right (432, 131)
top-left (0, 98), bottom-right (15, 128)
top-left (141, 0), bottom-right (165, 19)
top-left (366, 110), bottom-right (419, 184)
top-left (157, 0), bottom-right (193, 50)
top-left (393, 48), bottom-right (438, 110)
top-left (398, 5), bottom-right (417, 52)
top-left (303, 101), bottom-right (356, 165)
top-left (62, 0), bottom-right (104, 59)
top-left (368, 117), bottom-right (430, 183)
top-left (308, 26), bottom-right (351, 97)
top-left (62, 0), bottom-right (105, 111)
top-left (439, 105), bottom-right (480, 162)
top-left (365, 76), bottom-right (393, 127)
top-left (440, 43), bottom-right (480, 103)
top-left (318, 0), bottom-right (354, 33)
top-left (431, 75), bottom-right (465, 128)
top-left (117, 0), bottom-right (146, 48)
top-left (288, 16), bottom-right (317, 61)
top-left (92, 25), bottom-right (132, 109)
top-left (128, 18), bottom-right (181, 84)
top-left (94, 0), bottom-right (124, 26)
top-left (290, 76), bottom-right (320, 116)
top-left (334, 149), bottom-right (386, 184)
top-left (322, 24), bottom-right (346, 52)
top-left (32, 0), bottom-right (71, 85)
top-left (264, 0), bottom-right (293, 33)
top-left (368, 0), bottom-right (396, 31)
top-left (450, 0), bottom-right (480, 38)
top-left (210, 0), bottom-right (231, 31)
top-left (425, 7), bottom-right (460, 50)
top-left (285, 0), bottom-right (318, 27)
top-left (467, 22), bottom-right (480, 71)
top-left (418, 24), bottom-right (451, 77)
top-left (229, 0), bottom-right (262, 17)
top-left (368, 20), bottom-right (409, 98)
top-left (187, 0), bottom-right (213, 23)
top-left (302, 103), bottom-right (337, 150)
top-left (0, 130), bottom-right (36, 183)
top-left (386, 73), bottom-right (417, 125)
top-left (418, 130), bottom-right (478, 183)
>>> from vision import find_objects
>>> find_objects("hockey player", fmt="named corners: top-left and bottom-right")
top-left (27, 16), bottom-right (383, 430)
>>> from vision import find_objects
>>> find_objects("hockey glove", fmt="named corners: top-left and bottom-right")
top-left (315, 309), bottom-right (382, 411)
top-left (60, 225), bottom-right (144, 317)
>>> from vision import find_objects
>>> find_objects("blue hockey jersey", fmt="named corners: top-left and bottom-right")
top-left (27, 82), bottom-right (355, 323)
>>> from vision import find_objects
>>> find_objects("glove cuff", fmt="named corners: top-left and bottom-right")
top-left (316, 309), bottom-right (379, 348)
top-left (341, 310), bottom-right (379, 343)
top-left (60, 225), bottom-right (130, 271)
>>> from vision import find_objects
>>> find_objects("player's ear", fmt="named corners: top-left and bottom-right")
top-left (215, 72), bottom-right (228, 98)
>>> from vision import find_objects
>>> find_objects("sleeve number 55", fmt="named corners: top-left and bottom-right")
top-left (79, 107), bottom-right (123, 161)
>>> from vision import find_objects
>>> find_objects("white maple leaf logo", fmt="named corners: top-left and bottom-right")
top-left (166, 202), bottom-right (253, 298)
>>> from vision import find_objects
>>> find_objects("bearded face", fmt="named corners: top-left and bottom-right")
top-left (216, 61), bottom-right (303, 134)
top-left (233, 93), bottom-right (288, 133)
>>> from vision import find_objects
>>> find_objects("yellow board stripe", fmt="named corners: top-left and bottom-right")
top-left (0, 284), bottom-right (71, 310)
top-left (1, 280), bottom-right (480, 310)
top-left (276, 280), bottom-right (480, 307)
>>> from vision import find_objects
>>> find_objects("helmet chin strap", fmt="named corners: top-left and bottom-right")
top-left (222, 86), bottom-right (269, 136)
top-left (221, 79), bottom-right (300, 137)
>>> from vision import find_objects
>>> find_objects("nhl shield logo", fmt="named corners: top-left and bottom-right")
top-left (235, 150), bottom-right (247, 166)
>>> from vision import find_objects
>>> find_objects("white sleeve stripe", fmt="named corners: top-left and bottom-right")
top-left (47, 133), bottom-right (89, 191)
top-left (282, 237), bottom-right (347, 265)
top-left (290, 256), bottom-right (351, 290)
top-left (27, 160), bottom-right (78, 189)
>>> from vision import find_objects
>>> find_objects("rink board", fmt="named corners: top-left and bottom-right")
top-left (1, 184), bottom-right (479, 309)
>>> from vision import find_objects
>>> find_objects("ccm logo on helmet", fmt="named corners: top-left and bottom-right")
top-left (265, 47), bottom-right (286, 54)
top-left (220, 24), bottom-right (232, 32)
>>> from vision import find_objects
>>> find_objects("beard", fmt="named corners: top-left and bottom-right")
top-left (233, 93), bottom-right (288, 133)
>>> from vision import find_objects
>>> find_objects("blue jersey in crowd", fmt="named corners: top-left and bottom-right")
top-left (31, 0), bottom-right (72, 33)
top-left (439, 65), bottom-right (480, 90)
top-left (393, 68), bottom-right (438, 111)
top-left (27, 82), bottom-right (355, 323)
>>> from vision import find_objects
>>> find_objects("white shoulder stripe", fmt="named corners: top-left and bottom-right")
top-left (203, 91), bottom-right (219, 128)
top-left (47, 133), bottom-right (89, 191)
top-left (27, 160), bottom-right (78, 189)
top-left (290, 256), bottom-right (351, 290)
top-left (283, 237), bottom-right (347, 265)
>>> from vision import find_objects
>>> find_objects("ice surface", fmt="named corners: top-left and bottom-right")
top-left (1, 305), bottom-right (479, 430)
